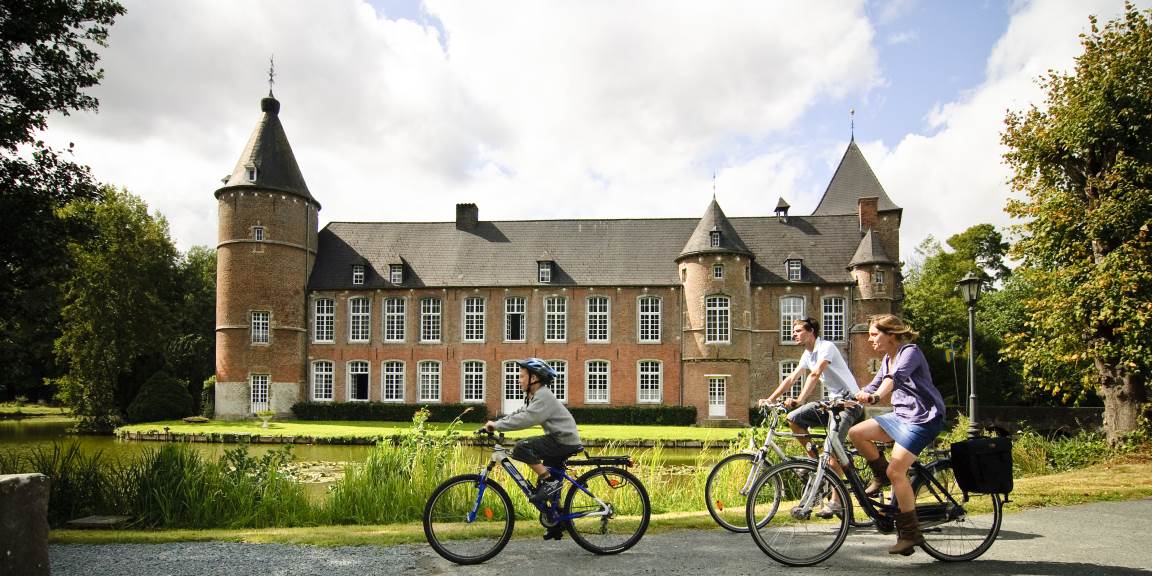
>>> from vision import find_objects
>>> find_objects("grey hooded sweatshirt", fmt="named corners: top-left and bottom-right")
top-left (492, 386), bottom-right (582, 446)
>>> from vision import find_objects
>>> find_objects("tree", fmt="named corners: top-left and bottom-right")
top-left (169, 246), bottom-right (216, 413)
top-left (0, 0), bottom-right (125, 400)
top-left (1002, 3), bottom-right (1152, 442)
top-left (54, 187), bottom-right (180, 432)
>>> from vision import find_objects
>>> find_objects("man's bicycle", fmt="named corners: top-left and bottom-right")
top-left (705, 402), bottom-right (872, 532)
top-left (745, 399), bottom-right (1003, 566)
top-left (423, 429), bottom-right (651, 565)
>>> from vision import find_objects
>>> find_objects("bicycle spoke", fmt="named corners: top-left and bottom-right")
top-left (566, 468), bottom-right (650, 554)
top-left (913, 461), bottom-right (1002, 562)
top-left (423, 475), bottom-right (514, 565)
top-left (748, 461), bottom-right (849, 567)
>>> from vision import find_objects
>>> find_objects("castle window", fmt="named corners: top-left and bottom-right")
top-left (352, 265), bottom-right (365, 285)
top-left (252, 226), bottom-right (265, 241)
top-left (780, 296), bottom-right (804, 343)
top-left (822, 296), bottom-right (846, 342)
top-left (382, 361), bottom-right (405, 401)
top-left (420, 297), bottom-right (442, 343)
top-left (313, 299), bottom-right (334, 343)
top-left (418, 360), bottom-right (441, 402)
top-left (347, 361), bottom-right (369, 401)
top-left (503, 360), bottom-right (524, 403)
top-left (713, 264), bottom-right (724, 279)
top-left (311, 361), bottom-right (333, 401)
top-left (505, 297), bottom-right (526, 342)
top-left (705, 295), bottom-right (730, 343)
top-left (638, 360), bottom-right (662, 403)
top-left (249, 374), bottom-right (269, 414)
top-left (874, 269), bottom-right (886, 289)
top-left (786, 259), bottom-right (802, 282)
top-left (245, 165), bottom-right (257, 182)
top-left (638, 296), bottom-right (661, 343)
top-left (545, 296), bottom-right (567, 342)
top-left (586, 296), bottom-right (609, 342)
top-left (389, 264), bottom-right (403, 285)
top-left (349, 297), bottom-right (371, 343)
top-left (250, 311), bottom-right (270, 344)
top-left (709, 231), bottom-right (721, 247)
top-left (538, 261), bottom-right (553, 283)
top-left (383, 297), bottom-right (405, 342)
top-left (548, 359), bottom-right (568, 402)
top-left (780, 361), bottom-right (803, 397)
top-left (585, 360), bottom-right (610, 403)
top-left (462, 360), bottom-right (485, 403)
top-left (463, 297), bottom-right (485, 342)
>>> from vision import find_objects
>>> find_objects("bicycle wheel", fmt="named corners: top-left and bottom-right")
top-left (565, 467), bottom-right (651, 554)
top-left (747, 461), bottom-right (850, 567)
top-left (705, 452), bottom-right (769, 532)
top-left (423, 474), bottom-right (514, 565)
top-left (912, 460), bottom-right (1002, 562)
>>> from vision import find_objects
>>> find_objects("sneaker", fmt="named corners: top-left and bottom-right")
top-left (815, 501), bottom-right (843, 519)
top-left (530, 477), bottom-right (562, 503)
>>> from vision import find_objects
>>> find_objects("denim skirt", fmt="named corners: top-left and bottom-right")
top-left (874, 412), bottom-right (944, 455)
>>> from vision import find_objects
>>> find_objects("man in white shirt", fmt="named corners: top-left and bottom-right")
top-left (758, 317), bottom-right (862, 517)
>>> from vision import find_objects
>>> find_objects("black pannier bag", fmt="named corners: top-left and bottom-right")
top-left (950, 437), bottom-right (1014, 497)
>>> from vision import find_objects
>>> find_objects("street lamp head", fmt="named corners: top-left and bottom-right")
top-left (957, 272), bottom-right (982, 305)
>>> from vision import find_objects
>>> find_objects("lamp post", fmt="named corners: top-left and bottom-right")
top-left (957, 272), bottom-right (982, 439)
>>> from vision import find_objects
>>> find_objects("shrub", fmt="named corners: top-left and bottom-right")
top-left (567, 405), bottom-right (696, 425)
top-left (291, 401), bottom-right (486, 423)
top-left (125, 370), bottom-right (194, 423)
top-left (200, 375), bottom-right (216, 418)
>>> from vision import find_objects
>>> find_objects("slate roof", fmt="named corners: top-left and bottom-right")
top-left (847, 228), bottom-right (894, 268)
top-left (678, 198), bottom-right (754, 259)
top-left (811, 140), bottom-right (898, 216)
top-left (216, 95), bottom-right (318, 207)
top-left (308, 213), bottom-right (869, 290)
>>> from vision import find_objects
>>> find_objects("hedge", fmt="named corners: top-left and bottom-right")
top-left (567, 405), bottom-right (696, 426)
top-left (291, 402), bottom-right (487, 423)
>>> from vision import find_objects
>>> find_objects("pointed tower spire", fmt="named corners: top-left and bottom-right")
top-left (847, 228), bottom-right (894, 268)
top-left (678, 197), bottom-right (753, 259)
top-left (217, 92), bottom-right (317, 207)
top-left (811, 140), bottom-right (898, 216)
top-left (850, 108), bottom-right (855, 141)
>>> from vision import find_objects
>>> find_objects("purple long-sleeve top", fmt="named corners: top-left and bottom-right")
top-left (863, 344), bottom-right (945, 425)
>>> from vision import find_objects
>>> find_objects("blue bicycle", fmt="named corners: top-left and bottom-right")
top-left (423, 429), bottom-right (651, 564)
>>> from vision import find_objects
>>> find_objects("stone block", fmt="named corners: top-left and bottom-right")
top-left (0, 473), bottom-right (50, 576)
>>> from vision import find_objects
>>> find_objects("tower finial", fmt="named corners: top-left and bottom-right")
top-left (712, 171), bottom-right (717, 201)
top-left (850, 108), bottom-right (855, 141)
top-left (268, 55), bottom-right (276, 97)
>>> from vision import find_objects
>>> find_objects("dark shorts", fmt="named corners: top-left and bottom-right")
top-left (788, 401), bottom-right (863, 440)
top-left (511, 435), bottom-right (584, 468)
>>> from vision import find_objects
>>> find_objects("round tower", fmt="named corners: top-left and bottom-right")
top-left (214, 93), bottom-right (320, 418)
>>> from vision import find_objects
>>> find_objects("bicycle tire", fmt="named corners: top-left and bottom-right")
top-left (704, 452), bottom-right (769, 532)
top-left (565, 467), bottom-right (651, 555)
top-left (423, 474), bottom-right (514, 565)
top-left (912, 459), bottom-right (1002, 562)
top-left (747, 460), bottom-right (850, 567)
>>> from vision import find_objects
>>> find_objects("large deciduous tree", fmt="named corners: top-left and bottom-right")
top-left (1002, 3), bottom-right (1152, 442)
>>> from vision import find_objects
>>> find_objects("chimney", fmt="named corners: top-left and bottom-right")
top-left (858, 197), bottom-right (878, 232)
top-left (456, 203), bottom-right (478, 230)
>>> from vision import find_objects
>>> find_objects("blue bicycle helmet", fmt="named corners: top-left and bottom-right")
top-left (515, 357), bottom-right (557, 384)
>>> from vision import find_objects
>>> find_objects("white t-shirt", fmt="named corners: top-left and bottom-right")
top-left (799, 338), bottom-right (860, 398)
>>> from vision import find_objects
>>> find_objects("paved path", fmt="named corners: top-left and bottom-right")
top-left (50, 499), bottom-right (1152, 576)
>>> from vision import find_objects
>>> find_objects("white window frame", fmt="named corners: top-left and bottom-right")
top-left (382, 360), bottom-right (405, 402)
top-left (780, 296), bottom-right (805, 344)
top-left (251, 311), bottom-right (270, 344)
top-left (347, 360), bottom-right (370, 402)
top-left (709, 231), bottom-right (721, 247)
top-left (389, 264), bottom-right (403, 285)
top-left (874, 269), bottom-right (886, 288)
top-left (352, 264), bottom-right (365, 285)
top-left (705, 295), bottom-right (730, 344)
top-left (713, 264), bottom-right (724, 279)
top-left (585, 360), bottom-right (610, 403)
top-left (383, 297), bottom-right (405, 342)
top-left (780, 360), bottom-right (803, 398)
top-left (538, 262), bottom-right (553, 283)
top-left (548, 359), bottom-right (568, 403)
top-left (250, 374), bottom-right (269, 413)
top-left (504, 297), bottom-right (526, 342)
top-left (586, 295), bottom-right (610, 343)
top-left (418, 360), bottom-right (441, 402)
top-left (638, 296), bottom-right (661, 343)
top-left (252, 226), bottom-right (265, 241)
top-left (545, 296), bottom-right (567, 342)
top-left (822, 296), bottom-right (846, 342)
top-left (313, 299), bottom-right (334, 343)
top-left (348, 297), bottom-right (371, 343)
top-left (503, 360), bottom-right (524, 402)
top-left (462, 360), bottom-right (485, 403)
top-left (420, 297), bottom-right (442, 343)
top-left (463, 297), bottom-right (486, 342)
top-left (311, 361), bottom-right (334, 401)
top-left (786, 260), bottom-right (802, 282)
top-left (637, 360), bottom-right (662, 403)
top-left (245, 165), bottom-right (257, 182)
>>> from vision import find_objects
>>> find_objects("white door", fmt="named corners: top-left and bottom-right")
top-left (708, 377), bottom-right (726, 418)
top-left (250, 374), bottom-right (270, 414)
top-left (501, 362), bottom-right (525, 415)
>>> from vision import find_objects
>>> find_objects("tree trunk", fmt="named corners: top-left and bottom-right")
top-left (1096, 359), bottom-right (1147, 444)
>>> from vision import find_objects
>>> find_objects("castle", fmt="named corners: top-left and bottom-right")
top-left (213, 93), bottom-right (903, 424)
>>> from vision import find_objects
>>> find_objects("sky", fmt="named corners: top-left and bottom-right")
top-left (38, 0), bottom-right (1151, 264)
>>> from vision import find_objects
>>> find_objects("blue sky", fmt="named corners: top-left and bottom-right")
top-left (39, 0), bottom-right (1147, 264)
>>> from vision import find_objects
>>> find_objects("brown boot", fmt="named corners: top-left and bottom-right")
top-left (888, 510), bottom-right (924, 555)
top-left (864, 456), bottom-right (890, 497)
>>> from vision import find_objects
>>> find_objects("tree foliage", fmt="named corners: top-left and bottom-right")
top-left (125, 369), bottom-right (193, 424)
top-left (1002, 2), bottom-right (1152, 442)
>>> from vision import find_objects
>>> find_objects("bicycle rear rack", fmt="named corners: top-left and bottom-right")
top-left (568, 455), bottom-right (633, 467)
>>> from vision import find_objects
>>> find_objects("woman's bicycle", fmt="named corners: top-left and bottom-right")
top-left (423, 429), bottom-right (651, 565)
top-left (745, 399), bottom-right (1003, 566)
top-left (705, 402), bottom-right (872, 532)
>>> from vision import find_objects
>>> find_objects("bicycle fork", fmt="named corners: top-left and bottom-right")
top-left (792, 456), bottom-right (831, 519)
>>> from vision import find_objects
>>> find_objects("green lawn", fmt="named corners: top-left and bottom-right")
top-left (0, 403), bottom-right (70, 416)
top-left (117, 418), bottom-right (751, 443)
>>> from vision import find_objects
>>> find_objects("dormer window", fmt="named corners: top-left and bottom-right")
top-left (389, 264), bottom-right (403, 285)
top-left (538, 261), bottom-right (553, 283)
top-left (252, 226), bottom-right (265, 241)
top-left (352, 264), bottom-right (365, 285)
top-left (245, 165), bottom-right (257, 183)
top-left (713, 264), bottom-right (724, 279)
top-left (786, 259), bottom-right (802, 282)
top-left (709, 231), bottom-right (721, 248)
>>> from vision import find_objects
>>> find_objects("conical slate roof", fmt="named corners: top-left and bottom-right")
top-left (677, 198), bottom-right (754, 260)
top-left (812, 140), bottom-right (897, 216)
top-left (847, 228), bottom-right (894, 268)
top-left (216, 94), bottom-right (318, 207)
